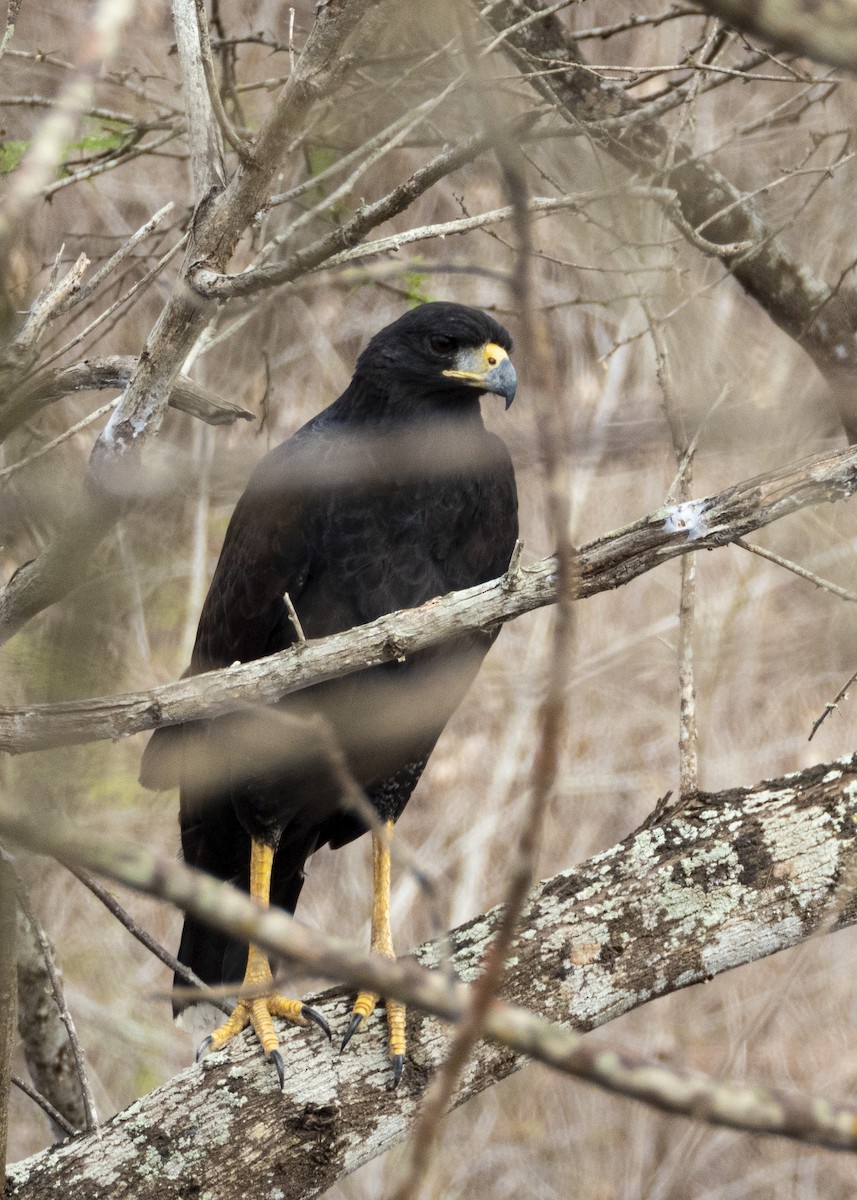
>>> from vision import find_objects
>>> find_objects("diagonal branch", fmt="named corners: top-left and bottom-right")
top-left (0, 0), bottom-right (377, 650)
top-left (0, 355), bottom-right (253, 446)
top-left (5, 753), bottom-right (857, 1197)
top-left (2, 437), bottom-right (857, 750)
top-left (690, 0), bottom-right (857, 72)
top-left (482, 0), bottom-right (857, 434)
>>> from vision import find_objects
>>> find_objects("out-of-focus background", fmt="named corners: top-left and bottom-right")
top-left (3, 1), bottom-right (857, 1195)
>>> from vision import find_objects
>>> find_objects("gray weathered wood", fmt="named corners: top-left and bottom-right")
top-left (6, 755), bottom-right (857, 1198)
top-left (2, 439), bottom-right (857, 753)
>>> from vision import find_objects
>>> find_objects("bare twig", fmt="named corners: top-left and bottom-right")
top-left (735, 536), bottom-right (857, 604)
top-left (54, 202), bottom-right (175, 317)
top-left (69, 867), bottom-right (230, 1015)
top-left (809, 664), bottom-right (857, 740)
top-left (192, 0), bottom-right (253, 161)
top-left (9, 1077), bottom-right (77, 1140)
top-left (649, 314), bottom-right (699, 798)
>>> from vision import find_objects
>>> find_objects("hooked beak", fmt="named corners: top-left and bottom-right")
top-left (442, 342), bottom-right (517, 409)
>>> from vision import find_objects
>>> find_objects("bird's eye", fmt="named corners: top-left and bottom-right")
top-left (429, 335), bottom-right (456, 355)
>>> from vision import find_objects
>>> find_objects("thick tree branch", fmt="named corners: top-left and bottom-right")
top-left (484, 0), bottom-right (857, 434)
top-left (189, 115), bottom-right (540, 300)
top-left (14, 907), bottom-right (86, 1138)
top-left (6, 755), bottom-right (857, 1197)
top-left (2, 438), bottom-right (856, 751)
top-left (0, 0), bottom-right (376, 647)
top-left (0, 355), bottom-right (253, 444)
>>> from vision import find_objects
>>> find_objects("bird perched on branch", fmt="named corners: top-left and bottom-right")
top-left (140, 301), bottom-right (519, 1087)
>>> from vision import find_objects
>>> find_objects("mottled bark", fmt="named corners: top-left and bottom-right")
top-left (7, 755), bottom-right (857, 1198)
top-left (15, 910), bottom-right (86, 1138)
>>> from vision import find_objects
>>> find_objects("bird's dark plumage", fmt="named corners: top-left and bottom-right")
top-left (140, 302), bottom-right (519, 1052)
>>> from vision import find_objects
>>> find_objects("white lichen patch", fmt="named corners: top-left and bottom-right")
top-left (702, 913), bottom-right (803, 976)
top-left (663, 499), bottom-right (710, 540)
top-left (762, 806), bottom-right (839, 903)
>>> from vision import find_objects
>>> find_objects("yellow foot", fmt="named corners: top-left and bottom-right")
top-left (196, 942), bottom-right (330, 1089)
top-left (340, 989), bottom-right (406, 1087)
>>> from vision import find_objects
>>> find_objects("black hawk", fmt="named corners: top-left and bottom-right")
top-left (140, 302), bottom-right (519, 1086)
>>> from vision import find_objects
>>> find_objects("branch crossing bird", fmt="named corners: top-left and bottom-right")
top-left (140, 302), bottom-right (519, 1088)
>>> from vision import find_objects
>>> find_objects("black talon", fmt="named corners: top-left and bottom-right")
top-left (271, 1048), bottom-right (286, 1091)
top-left (303, 1004), bottom-right (331, 1041)
top-left (391, 1054), bottom-right (404, 1088)
top-left (340, 1012), bottom-right (363, 1053)
top-left (196, 1035), bottom-right (213, 1063)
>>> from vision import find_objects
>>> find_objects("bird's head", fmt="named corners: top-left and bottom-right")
top-left (353, 302), bottom-right (517, 416)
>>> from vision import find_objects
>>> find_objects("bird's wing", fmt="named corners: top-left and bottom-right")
top-left (138, 434), bottom-right (318, 792)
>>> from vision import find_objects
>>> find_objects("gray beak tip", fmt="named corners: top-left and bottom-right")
top-left (485, 357), bottom-right (517, 409)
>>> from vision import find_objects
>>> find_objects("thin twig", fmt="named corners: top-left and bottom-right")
top-left (193, 0), bottom-right (254, 160)
top-left (69, 867), bottom-right (230, 1015)
top-left (648, 311), bottom-right (698, 798)
top-left (55, 201), bottom-right (175, 317)
top-left (809, 666), bottom-right (857, 741)
top-left (735, 537), bottom-right (857, 605)
top-left (10, 1076), bottom-right (78, 1139)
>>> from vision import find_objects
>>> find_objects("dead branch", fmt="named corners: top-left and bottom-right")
top-left (690, 0), bottom-right (857, 72)
top-left (0, 0), bottom-right (377, 648)
top-left (6, 755), bottom-right (857, 1197)
top-left (0, 355), bottom-right (253, 446)
top-left (2, 438), bottom-right (857, 750)
top-left (482, 0), bottom-right (857, 436)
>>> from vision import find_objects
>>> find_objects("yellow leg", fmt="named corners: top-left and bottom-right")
top-left (198, 838), bottom-right (330, 1087)
top-left (341, 820), bottom-right (406, 1084)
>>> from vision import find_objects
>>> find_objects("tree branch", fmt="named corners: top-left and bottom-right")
top-left (0, 355), bottom-right (253, 446)
top-left (0, 0), bottom-right (377, 647)
top-left (2, 438), bottom-right (857, 749)
top-left (691, 0), bottom-right (857, 72)
top-left (14, 904), bottom-right (87, 1138)
top-left (482, 0), bottom-right (857, 435)
top-left (189, 114), bottom-right (541, 300)
top-left (6, 754), bottom-right (857, 1196)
